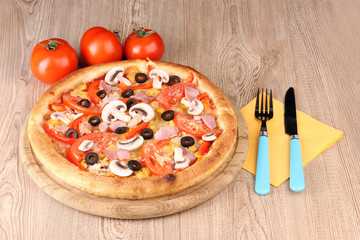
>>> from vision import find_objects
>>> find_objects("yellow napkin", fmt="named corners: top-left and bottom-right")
top-left (240, 97), bottom-right (343, 187)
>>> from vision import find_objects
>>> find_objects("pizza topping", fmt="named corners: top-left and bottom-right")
top-left (173, 147), bottom-right (190, 169)
top-left (109, 120), bottom-right (126, 132)
top-left (115, 127), bottom-right (127, 134)
top-left (126, 98), bottom-right (137, 109)
top-left (85, 152), bottom-right (99, 165)
top-left (99, 80), bottom-right (112, 93)
top-left (180, 136), bottom-right (195, 147)
top-left (129, 103), bottom-right (155, 122)
top-left (131, 90), bottom-right (153, 103)
top-left (121, 89), bottom-right (134, 98)
top-left (50, 112), bottom-right (72, 125)
top-left (88, 116), bottom-right (101, 126)
top-left (54, 125), bottom-right (69, 133)
top-left (149, 69), bottom-right (169, 89)
top-left (96, 90), bottom-right (107, 99)
top-left (100, 93), bottom-right (120, 107)
top-left (140, 128), bottom-right (154, 140)
top-left (161, 110), bottom-right (175, 121)
top-left (181, 99), bottom-right (204, 115)
top-left (102, 100), bottom-right (131, 123)
top-left (127, 113), bottom-right (143, 127)
top-left (135, 73), bottom-right (148, 83)
top-left (78, 99), bottom-right (91, 108)
top-left (79, 122), bottom-right (93, 136)
top-left (182, 147), bottom-right (197, 163)
top-left (169, 75), bottom-right (181, 86)
top-left (128, 160), bottom-right (142, 171)
top-left (154, 126), bottom-right (179, 141)
top-left (109, 160), bottom-right (133, 177)
top-left (200, 114), bottom-right (216, 129)
top-left (184, 85), bottom-right (199, 101)
top-left (156, 82), bottom-right (186, 109)
top-left (65, 129), bottom-right (79, 139)
top-left (98, 121), bottom-right (109, 132)
top-left (105, 67), bottom-right (132, 86)
top-left (202, 133), bottom-right (217, 141)
top-left (78, 140), bottom-right (94, 152)
top-left (116, 135), bottom-right (144, 151)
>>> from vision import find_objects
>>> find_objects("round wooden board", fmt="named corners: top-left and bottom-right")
top-left (19, 109), bottom-right (248, 219)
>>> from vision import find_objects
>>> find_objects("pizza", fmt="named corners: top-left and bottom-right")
top-left (28, 59), bottom-right (237, 199)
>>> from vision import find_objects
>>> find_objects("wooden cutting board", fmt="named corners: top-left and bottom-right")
top-left (19, 109), bottom-right (248, 219)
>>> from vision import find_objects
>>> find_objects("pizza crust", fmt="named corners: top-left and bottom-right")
top-left (28, 60), bottom-right (237, 199)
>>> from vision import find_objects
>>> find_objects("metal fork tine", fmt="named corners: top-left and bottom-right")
top-left (260, 88), bottom-right (264, 117)
top-left (270, 89), bottom-right (273, 112)
top-left (265, 88), bottom-right (268, 115)
top-left (255, 88), bottom-right (260, 114)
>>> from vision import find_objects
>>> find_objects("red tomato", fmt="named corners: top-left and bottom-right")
top-left (67, 132), bottom-right (120, 169)
top-left (141, 140), bottom-right (173, 176)
top-left (62, 93), bottom-right (101, 116)
top-left (30, 38), bottom-right (78, 84)
top-left (156, 83), bottom-right (186, 109)
top-left (124, 27), bottom-right (164, 60)
top-left (80, 27), bottom-right (123, 65)
top-left (173, 113), bottom-right (211, 137)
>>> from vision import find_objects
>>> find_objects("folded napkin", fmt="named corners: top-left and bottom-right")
top-left (240, 96), bottom-right (343, 187)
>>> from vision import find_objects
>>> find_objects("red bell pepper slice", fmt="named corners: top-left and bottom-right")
top-left (88, 80), bottom-right (101, 105)
top-left (125, 121), bottom-right (150, 140)
top-left (43, 123), bottom-right (76, 145)
top-left (62, 93), bottom-right (101, 116)
top-left (198, 141), bottom-right (211, 155)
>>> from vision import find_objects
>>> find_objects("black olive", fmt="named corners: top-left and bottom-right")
top-left (88, 116), bottom-right (101, 126)
top-left (135, 73), bottom-right (148, 83)
top-left (126, 98), bottom-right (137, 109)
top-left (121, 89), bottom-right (134, 98)
top-left (96, 90), bottom-right (107, 99)
top-left (65, 129), bottom-right (79, 139)
top-left (128, 160), bottom-right (142, 171)
top-left (169, 75), bottom-right (181, 86)
top-left (78, 99), bottom-right (90, 108)
top-left (85, 152), bottom-right (99, 165)
top-left (161, 110), bottom-right (175, 121)
top-left (181, 136), bottom-right (195, 147)
top-left (140, 128), bottom-right (154, 140)
top-left (115, 127), bottom-right (127, 134)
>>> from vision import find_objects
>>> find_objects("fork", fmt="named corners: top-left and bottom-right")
top-left (254, 88), bottom-right (273, 195)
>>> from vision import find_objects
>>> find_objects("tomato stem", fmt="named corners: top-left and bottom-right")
top-left (113, 30), bottom-right (121, 40)
top-left (132, 27), bottom-right (156, 38)
top-left (38, 40), bottom-right (63, 51)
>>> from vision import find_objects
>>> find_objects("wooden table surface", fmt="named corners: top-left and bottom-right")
top-left (1, 0), bottom-right (360, 239)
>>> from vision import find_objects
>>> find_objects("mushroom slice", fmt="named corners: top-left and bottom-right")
top-left (149, 69), bottom-right (169, 89)
top-left (129, 103), bottom-right (155, 122)
top-left (102, 100), bottom-right (130, 123)
top-left (188, 99), bottom-right (204, 115)
top-left (50, 112), bottom-right (71, 125)
top-left (174, 159), bottom-right (190, 169)
top-left (78, 140), bottom-right (94, 152)
top-left (116, 136), bottom-right (144, 151)
top-left (202, 133), bottom-right (217, 141)
top-left (105, 67), bottom-right (126, 85)
top-left (173, 146), bottom-right (190, 169)
top-left (109, 160), bottom-right (133, 177)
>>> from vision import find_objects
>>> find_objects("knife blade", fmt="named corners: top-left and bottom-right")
top-left (285, 87), bottom-right (305, 192)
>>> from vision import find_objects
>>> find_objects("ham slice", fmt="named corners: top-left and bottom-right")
top-left (154, 126), bottom-right (179, 141)
top-left (99, 80), bottom-right (112, 93)
top-left (99, 122), bottom-right (109, 132)
top-left (185, 86), bottom-right (199, 101)
top-left (79, 122), bottom-right (93, 136)
top-left (131, 91), bottom-right (153, 103)
top-left (102, 149), bottom-right (130, 160)
top-left (109, 121), bottom-right (126, 131)
top-left (182, 147), bottom-right (197, 164)
top-left (100, 93), bottom-right (120, 107)
top-left (54, 125), bottom-right (69, 133)
top-left (200, 114), bottom-right (216, 129)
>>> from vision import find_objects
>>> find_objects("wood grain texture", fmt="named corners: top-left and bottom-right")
top-left (1, 0), bottom-right (360, 239)
top-left (18, 111), bottom-right (247, 219)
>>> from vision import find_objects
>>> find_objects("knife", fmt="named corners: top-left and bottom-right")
top-left (285, 87), bottom-right (305, 192)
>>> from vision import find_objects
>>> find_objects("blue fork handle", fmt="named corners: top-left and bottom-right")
top-left (290, 138), bottom-right (305, 192)
top-left (255, 135), bottom-right (270, 195)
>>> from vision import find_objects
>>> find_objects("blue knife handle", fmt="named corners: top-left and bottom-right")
top-left (290, 138), bottom-right (305, 192)
top-left (255, 135), bottom-right (270, 195)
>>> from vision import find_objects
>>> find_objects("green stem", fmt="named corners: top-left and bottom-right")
top-left (132, 27), bottom-right (156, 38)
top-left (38, 40), bottom-right (63, 50)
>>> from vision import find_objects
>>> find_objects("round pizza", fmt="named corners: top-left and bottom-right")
top-left (28, 59), bottom-right (237, 199)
